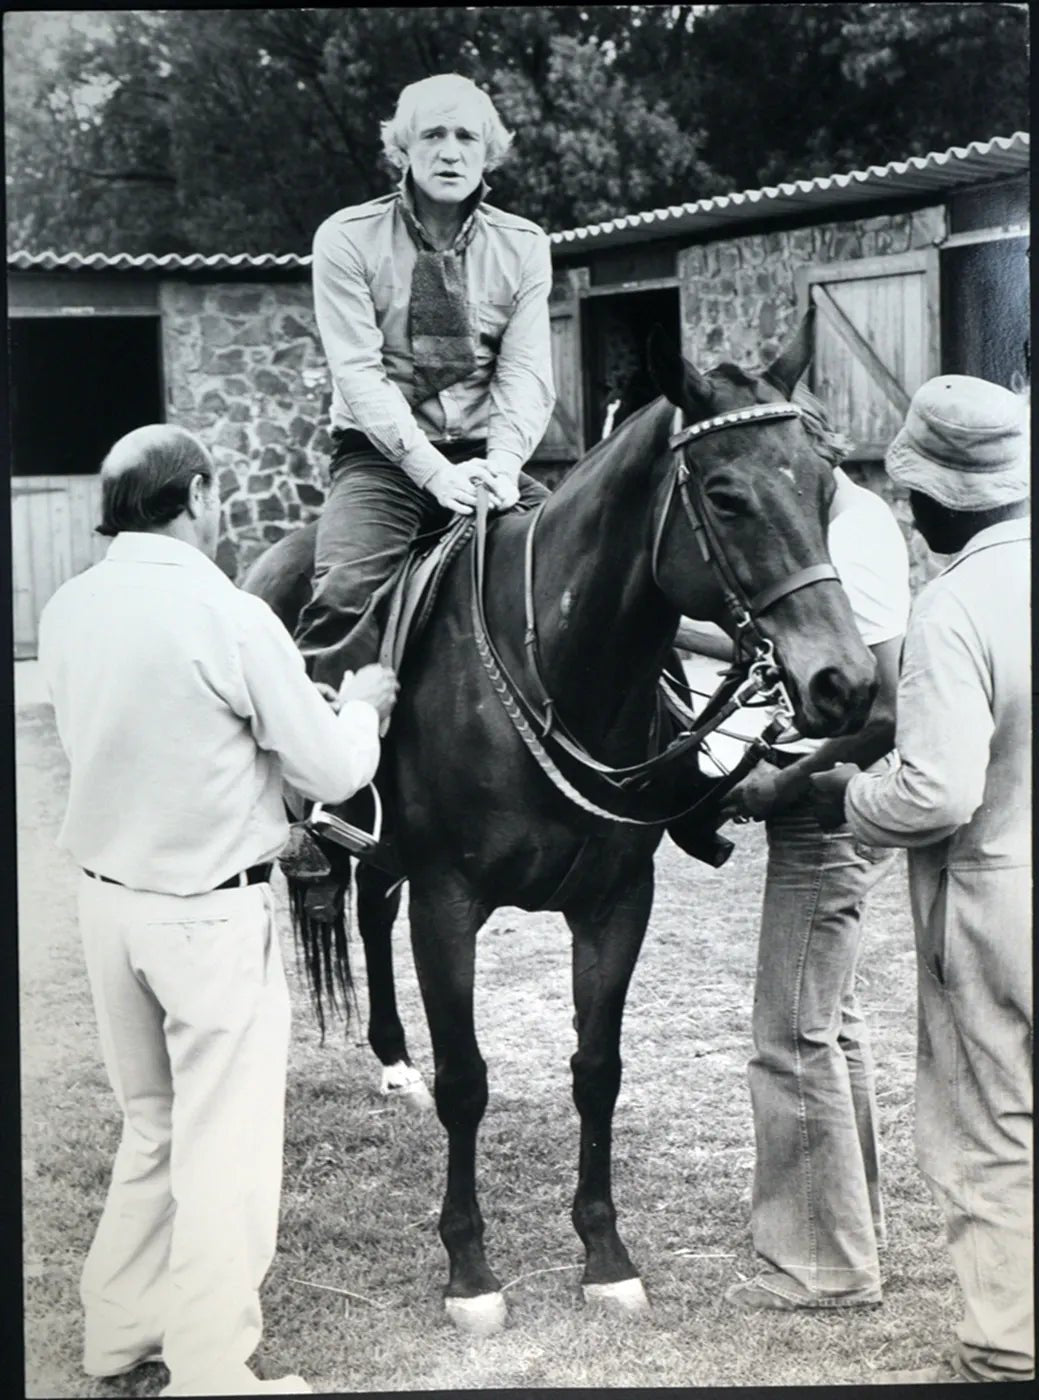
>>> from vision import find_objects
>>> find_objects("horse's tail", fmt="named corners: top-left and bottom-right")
top-left (287, 869), bottom-right (354, 1041)
top-left (279, 825), bottom-right (355, 1041)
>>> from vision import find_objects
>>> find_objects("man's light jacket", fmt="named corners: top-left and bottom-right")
top-left (312, 181), bottom-right (556, 487)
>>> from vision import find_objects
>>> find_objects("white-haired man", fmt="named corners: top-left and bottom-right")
top-left (294, 72), bottom-right (556, 688)
top-left (39, 424), bottom-right (398, 1396)
top-left (810, 376), bottom-right (1032, 1384)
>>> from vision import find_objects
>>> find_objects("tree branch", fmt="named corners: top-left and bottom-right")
top-left (68, 166), bottom-right (176, 186)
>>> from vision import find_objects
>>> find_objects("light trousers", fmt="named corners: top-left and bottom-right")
top-left (747, 797), bottom-right (895, 1301)
top-left (913, 861), bottom-right (1034, 1382)
top-left (77, 873), bottom-right (291, 1393)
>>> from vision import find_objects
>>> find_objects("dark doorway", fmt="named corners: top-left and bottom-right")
top-left (581, 287), bottom-right (681, 446)
top-left (9, 316), bottom-right (164, 476)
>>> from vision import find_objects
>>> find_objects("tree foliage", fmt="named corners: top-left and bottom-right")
top-left (4, 4), bottom-right (1029, 255)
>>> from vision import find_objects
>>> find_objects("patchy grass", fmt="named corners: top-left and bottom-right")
top-left (17, 701), bottom-right (954, 1396)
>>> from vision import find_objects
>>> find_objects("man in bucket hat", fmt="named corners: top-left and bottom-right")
top-left (810, 375), bottom-right (1032, 1384)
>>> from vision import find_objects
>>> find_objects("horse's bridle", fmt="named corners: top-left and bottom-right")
top-left (651, 401), bottom-right (839, 663)
top-left (469, 399), bottom-right (842, 827)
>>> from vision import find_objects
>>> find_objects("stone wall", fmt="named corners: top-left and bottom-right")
top-left (159, 279), bottom-right (332, 580)
top-left (678, 205), bottom-right (947, 593)
top-left (159, 277), bottom-right (575, 579)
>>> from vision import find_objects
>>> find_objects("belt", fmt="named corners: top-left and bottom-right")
top-left (83, 862), bottom-right (273, 893)
top-left (330, 428), bottom-right (487, 468)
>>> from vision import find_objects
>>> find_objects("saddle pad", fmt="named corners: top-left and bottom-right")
top-left (379, 514), bottom-right (475, 673)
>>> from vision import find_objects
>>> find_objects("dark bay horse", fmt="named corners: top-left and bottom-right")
top-left (242, 319), bottom-right (876, 1334)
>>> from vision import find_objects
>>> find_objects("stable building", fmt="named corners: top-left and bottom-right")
top-left (7, 131), bottom-right (1029, 656)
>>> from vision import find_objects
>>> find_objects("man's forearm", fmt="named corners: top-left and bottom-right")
top-left (674, 619), bottom-right (733, 661)
top-left (775, 718), bottom-right (896, 801)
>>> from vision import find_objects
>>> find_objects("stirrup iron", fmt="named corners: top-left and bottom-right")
top-left (308, 784), bottom-right (383, 855)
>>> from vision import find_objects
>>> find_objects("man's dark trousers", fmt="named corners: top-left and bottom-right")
top-left (294, 434), bottom-right (548, 688)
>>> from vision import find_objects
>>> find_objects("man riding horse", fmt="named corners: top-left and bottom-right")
top-left (294, 73), bottom-right (553, 736)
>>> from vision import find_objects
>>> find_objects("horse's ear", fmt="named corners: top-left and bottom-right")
top-left (765, 308), bottom-right (815, 398)
top-left (646, 325), bottom-right (714, 413)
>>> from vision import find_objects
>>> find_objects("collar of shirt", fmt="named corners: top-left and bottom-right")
top-left (104, 531), bottom-right (228, 578)
top-left (396, 171), bottom-right (491, 252)
top-left (941, 515), bottom-right (1030, 575)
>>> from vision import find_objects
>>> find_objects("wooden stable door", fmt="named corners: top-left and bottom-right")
top-left (797, 250), bottom-right (940, 459)
top-left (11, 476), bottom-right (107, 659)
top-left (535, 267), bottom-right (585, 463)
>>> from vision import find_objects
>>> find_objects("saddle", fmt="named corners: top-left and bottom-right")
top-left (283, 513), bottom-right (479, 886)
top-left (377, 513), bottom-right (476, 672)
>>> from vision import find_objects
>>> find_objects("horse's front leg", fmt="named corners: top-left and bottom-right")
top-left (408, 873), bottom-right (505, 1336)
top-left (565, 866), bottom-right (654, 1317)
top-left (355, 862), bottom-right (432, 1109)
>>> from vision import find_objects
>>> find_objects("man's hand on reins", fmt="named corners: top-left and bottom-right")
top-left (719, 763), bottom-right (788, 822)
top-left (426, 459), bottom-right (497, 515)
top-left (808, 763), bottom-right (858, 830)
top-left (457, 457), bottom-right (520, 511)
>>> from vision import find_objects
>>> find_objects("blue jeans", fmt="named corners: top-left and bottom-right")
top-left (746, 792), bottom-right (895, 1301)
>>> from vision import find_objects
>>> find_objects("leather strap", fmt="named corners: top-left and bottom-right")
top-left (749, 561), bottom-right (840, 616)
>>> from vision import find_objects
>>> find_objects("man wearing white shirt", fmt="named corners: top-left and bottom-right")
top-left (679, 386), bottom-right (910, 1311)
top-left (38, 424), bottom-right (398, 1398)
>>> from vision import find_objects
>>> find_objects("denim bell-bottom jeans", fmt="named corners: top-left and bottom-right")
top-left (747, 791), bottom-right (896, 1302)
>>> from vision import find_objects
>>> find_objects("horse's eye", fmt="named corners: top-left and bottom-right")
top-left (705, 488), bottom-right (750, 517)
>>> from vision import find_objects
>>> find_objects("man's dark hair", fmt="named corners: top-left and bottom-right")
top-left (97, 427), bottom-right (213, 538)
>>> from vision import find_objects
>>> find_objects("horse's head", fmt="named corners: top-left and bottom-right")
top-left (646, 314), bottom-right (877, 738)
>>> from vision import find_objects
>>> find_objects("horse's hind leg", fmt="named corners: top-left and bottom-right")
top-left (409, 874), bottom-right (505, 1336)
top-left (355, 862), bottom-right (432, 1110)
top-left (565, 868), bottom-right (654, 1317)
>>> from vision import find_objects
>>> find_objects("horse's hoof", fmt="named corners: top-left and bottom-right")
top-left (582, 1277), bottom-right (650, 1316)
top-left (444, 1291), bottom-right (508, 1337)
top-left (379, 1061), bottom-right (434, 1111)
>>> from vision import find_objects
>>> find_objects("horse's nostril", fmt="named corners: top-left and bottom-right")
top-left (809, 666), bottom-right (853, 714)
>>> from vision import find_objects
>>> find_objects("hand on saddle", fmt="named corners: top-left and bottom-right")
top-left (426, 458), bottom-right (497, 515)
top-left (337, 663), bottom-right (399, 725)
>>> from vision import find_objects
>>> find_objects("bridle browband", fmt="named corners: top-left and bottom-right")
top-left (651, 402), bottom-right (839, 656)
top-left (469, 398), bottom-right (841, 827)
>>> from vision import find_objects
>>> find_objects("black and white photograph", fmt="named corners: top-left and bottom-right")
top-left (5, 4), bottom-right (1031, 1395)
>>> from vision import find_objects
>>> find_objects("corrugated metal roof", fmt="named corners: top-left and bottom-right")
top-left (6, 250), bottom-right (310, 272)
top-left (7, 132), bottom-right (1029, 272)
top-left (551, 131), bottom-right (1030, 252)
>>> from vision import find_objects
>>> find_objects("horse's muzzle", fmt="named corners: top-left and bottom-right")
top-left (797, 663), bottom-right (878, 738)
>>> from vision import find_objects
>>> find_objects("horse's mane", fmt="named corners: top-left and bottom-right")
top-left (712, 361), bottom-right (852, 468)
top-left (556, 362), bottom-right (849, 506)
top-left (551, 395), bottom-right (674, 499)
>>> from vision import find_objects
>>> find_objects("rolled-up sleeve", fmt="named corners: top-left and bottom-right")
top-left (234, 594), bottom-right (381, 803)
top-left (312, 218), bottom-right (446, 489)
top-left (845, 588), bottom-right (993, 848)
top-left (486, 231), bottom-right (556, 470)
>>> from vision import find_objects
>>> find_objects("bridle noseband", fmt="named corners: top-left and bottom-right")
top-left (651, 401), bottom-right (839, 662)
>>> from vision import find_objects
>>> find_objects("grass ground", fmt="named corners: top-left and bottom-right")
top-left (18, 696), bottom-right (958, 1396)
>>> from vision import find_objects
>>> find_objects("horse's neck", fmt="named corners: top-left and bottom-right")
top-left (524, 404), bottom-right (680, 753)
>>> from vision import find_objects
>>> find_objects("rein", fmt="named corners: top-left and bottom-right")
top-left (469, 400), bottom-right (839, 826)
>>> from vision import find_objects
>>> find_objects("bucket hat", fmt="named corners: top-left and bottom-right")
top-left (885, 375), bottom-right (1029, 509)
